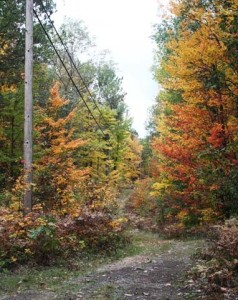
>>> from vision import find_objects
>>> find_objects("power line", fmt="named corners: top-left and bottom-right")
top-left (33, 9), bottom-right (106, 137)
top-left (38, 0), bottom-right (114, 134)
top-left (37, 0), bottom-right (114, 135)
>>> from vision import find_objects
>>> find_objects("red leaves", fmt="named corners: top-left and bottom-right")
top-left (207, 123), bottom-right (227, 149)
top-left (148, 0), bottom-right (238, 228)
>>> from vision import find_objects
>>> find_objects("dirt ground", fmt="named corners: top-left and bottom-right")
top-left (0, 238), bottom-right (205, 300)
top-left (72, 241), bottom-right (203, 300)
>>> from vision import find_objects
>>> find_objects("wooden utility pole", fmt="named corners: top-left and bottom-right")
top-left (23, 0), bottom-right (33, 215)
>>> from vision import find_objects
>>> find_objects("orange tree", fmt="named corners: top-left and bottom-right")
top-left (148, 0), bottom-right (238, 227)
top-left (34, 83), bottom-right (88, 213)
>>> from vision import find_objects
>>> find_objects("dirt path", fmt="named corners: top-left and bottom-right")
top-left (69, 241), bottom-right (203, 300)
top-left (0, 236), bottom-right (204, 300)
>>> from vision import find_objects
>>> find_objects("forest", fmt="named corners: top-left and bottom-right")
top-left (0, 0), bottom-right (238, 298)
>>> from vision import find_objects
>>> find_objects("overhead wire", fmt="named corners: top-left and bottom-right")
top-left (33, 8), bottom-right (107, 137)
top-left (38, 0), bottom-right (114, 136)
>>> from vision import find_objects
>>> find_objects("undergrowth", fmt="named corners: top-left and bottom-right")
top-left (0, 205), bottom-right (129, 269)
top-left (191, 218), bottom-right (238, 298)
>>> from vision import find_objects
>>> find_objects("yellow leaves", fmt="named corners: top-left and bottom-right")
top-left (18, 222), bottom-right (25, 227)
top-left (151, 0), bottom-right (238, 227)
top-left (0, 84), bottom-right (17, 93)
top-left (4, 214), bottom-right (15, 221)
top-left (0, 40), bottom-right (10, 56)
top-left (152, 182), bottom-right (171, 190)
top-left (109, 217), bottom-right (128, 232)
top-left (200, 208), bottom-right (219, 223)
top-left (163, 11), bottom-right (228, 97)
top-left (116, 135), bottom-right (142, 183)
top-left (169, 0), bottom-right (183, 16)
top-left (227, 116), bottom-right (238, 140)
top-left (150, 181), bottom-right (171, 197)
top-left (32, 204), bottom-right (44, 212)
top-left (24, 248), bottom-right (33, 255)
top-left (37, 218), bottom-right (48, 226)
top-left (177, 210), bottom-right (189, 222)
top-left (10, 256), bottom-right (17, 263)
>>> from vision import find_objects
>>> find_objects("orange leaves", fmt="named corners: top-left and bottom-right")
top-left (153, 140), bottom-right (192, 165)
top-left (152, 103), bottom-right (209, 171)
top-left (207, 123), bottom-right (227, 148)
top-left (52, 138), bottom-right (86, 155)
top-left (50, 83), bottom-right (69, 108)
top-left (34, 83), bottom-right (88, 212)
top-left (149, 0), bottom-right (238, 225)
top-left (129, 178), bottom-right (156, 212)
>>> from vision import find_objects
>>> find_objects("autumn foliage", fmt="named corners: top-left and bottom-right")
top-left (0, 82), bottom-right (141, 267)
top-left (0, 0), bottom-right (144, 268)
top-left (0, 205), bottom-right (127, 268)
top-left (33, 83), bottom-right (88, 213)
top-left (192, 219), bottom-right (238, 295)
top-left (131, 0), bottom-right (238, 230)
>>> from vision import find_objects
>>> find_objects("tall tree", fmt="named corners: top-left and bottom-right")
top-left (148, 0), bottom-right (238, 226)
top-left (34, 83), bottom-right (87, 213)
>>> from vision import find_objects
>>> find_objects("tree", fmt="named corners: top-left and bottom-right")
top-left (34, 83), bottom-right (88, 213)
top-left (0, 0), bottom-right (55, 192)
top-left (50, 18), bottom-right (95, 103)
top-left (148, 0), bottom-right (238, 226)
top-left (96, 63), bottom-right (126, 116)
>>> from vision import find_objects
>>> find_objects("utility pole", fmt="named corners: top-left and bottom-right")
top-left (23, 0), bottom-right (33, 215)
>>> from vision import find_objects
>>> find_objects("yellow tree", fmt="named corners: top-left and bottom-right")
top-left (118, 134), bottom-right (142, 184)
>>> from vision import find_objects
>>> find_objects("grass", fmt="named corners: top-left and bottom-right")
top-left (0, 266), bottom-right (76, 295)
top-left (119, 230), bottom-right (174, 256)
top-left (0, 252), bottom-right (115, 296)
top-left (0, 230), bottom-right (174, 297)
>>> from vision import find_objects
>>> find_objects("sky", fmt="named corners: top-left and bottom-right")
top-left (53, 0), bottom-right (159, 137)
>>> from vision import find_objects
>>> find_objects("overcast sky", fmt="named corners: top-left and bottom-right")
top-left (54, 0), bottom-right (159, 137)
